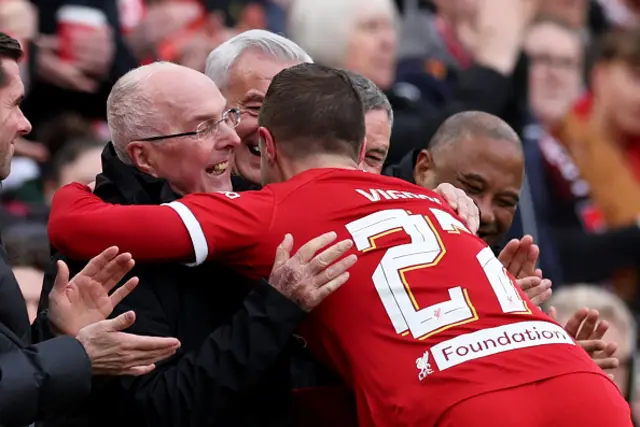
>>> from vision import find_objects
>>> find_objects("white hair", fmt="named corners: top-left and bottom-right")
top-left (106, 61), bottom-right (180, 164)
top-left (346, 70), bottom-right (394, 128)
top-left (548, 284), bottom-right (637, 352)
top-left (205, 29), bottom-right (313, 91)
top-left (287, 0), bottom-right (397, 68)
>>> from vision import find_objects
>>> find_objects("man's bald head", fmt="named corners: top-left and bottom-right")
top-left (429, 111), bottom-right (522, 156)
top-left (415, 111), bottom-right (524, 246)
top-left (107, 62), bottom-right (221, 164)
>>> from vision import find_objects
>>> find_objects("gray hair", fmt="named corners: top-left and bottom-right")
top-left (345, 70), bottom-right (394, 128)
top-left (287, 0), bottom-right (397, 68)
top-left (548, 284), bottom-right (637, 353)
top-left (205, 29), bottom-right (313, 91)
top-left (107, 61), bottom-right (179, 164)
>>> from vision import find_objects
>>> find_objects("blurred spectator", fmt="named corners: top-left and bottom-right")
top-left (598, 0), bottom-right (640, 28)
top-left (549, 285), bottom-right (637, 411)
top-left (42, 138), bottom-right (104, 204)
top-left (552, 27), bottom-right (640, 306)
top-left (539, 0), bottom-right (590, 29)
top-left (2, 222), bottom-right (49, 323)
top-left (501, 17), bottom-right (585, 285)
top-left (22, 0), bottom-right (138, 133)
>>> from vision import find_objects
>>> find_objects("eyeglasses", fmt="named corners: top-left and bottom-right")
top-left (138, 108), bottom-right (241, 142)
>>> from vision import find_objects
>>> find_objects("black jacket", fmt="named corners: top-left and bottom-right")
top-left (0, 241), bottom-right (91, 427)
top-left (38, 143), bottom-right (306, 427)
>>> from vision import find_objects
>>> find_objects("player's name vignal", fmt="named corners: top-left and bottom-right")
top-left (356, 188), bottom-right (443, 204)
top-left (430, 321), bottom-right (574, 371)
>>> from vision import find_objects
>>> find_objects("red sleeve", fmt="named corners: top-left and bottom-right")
top-left (48, 183), bottom-right (195, 263)
top-left (164, 188), bottom-right (275, 264)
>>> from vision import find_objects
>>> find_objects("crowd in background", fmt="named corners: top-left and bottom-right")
top-left (2, 0), bottom-right (640, 420)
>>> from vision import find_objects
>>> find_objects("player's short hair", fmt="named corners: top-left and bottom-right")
top-left (205, 29), bottom-right (313, 91)
top-left (429, 111), bottom-right (521, 153)
top-left (0, 32), bottom-right (23, 88)
top-left (345, 70), bottom-right (394, 128)
top-left (259, 63), bottom-right (366, 161)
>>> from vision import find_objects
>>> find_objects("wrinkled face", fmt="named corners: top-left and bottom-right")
top-left (359, 109), bottom-right (391, 174)
top-left (525, 23), bottom-right (582, 126)
top-left (593, 60), bottom-right (640, 138)
top-left (414, 136), bottom-right (524, 246)
top-left (223, 50), bottom-right (301, 185)
top-left (344, 5), bottom-right (397, 90)
top-left (0, 59), bottom-right (31, 180)
top-left (131, 70), bottom-right (240, 194)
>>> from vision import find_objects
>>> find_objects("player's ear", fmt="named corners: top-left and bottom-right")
top-left (128, 141), bottom-right (159, 178)
top-left (358, 137), bottom-right (367, 165)
top-left (414, 149), bottom-right (435, 188)
top-left (258, 126), bottom-right (276, 162)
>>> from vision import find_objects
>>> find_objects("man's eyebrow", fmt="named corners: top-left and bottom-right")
top-left (498, 191), bottom-right (520, 203)
top-left (241, 91), bottom-right (265, 104)
top-left (459, 173), bottom-right (486, 184)
top-left (367, 147), bottom-right (388, 157)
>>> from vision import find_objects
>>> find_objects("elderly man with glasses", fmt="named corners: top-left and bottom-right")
top-left (38, 61), bottom-right (355, 427)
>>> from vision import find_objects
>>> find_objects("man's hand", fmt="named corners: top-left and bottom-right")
top-left (49, 246), bottom-right (140, 336)
top-left (76, 311), bottom-right (181, 376)
top-left (433, 183), bottom-right (480, 234)
top-left (36, 36), bottom-right (98, 93)
top-left (516, 276), bottom-right (552, 306)
top-left (498, 235), bottom-right (541, 279)
top-left (68, 24), bottom-right (115, 78)
top-left (268, 232), bottom-right (357, 312)
top-left (548, 307), bottom-right (619, 370)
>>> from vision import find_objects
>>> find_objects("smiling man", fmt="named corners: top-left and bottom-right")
top-left (205, 30), bottom-right (312, 188)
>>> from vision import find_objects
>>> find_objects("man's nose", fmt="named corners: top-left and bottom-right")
top-left (477, 198), bottom-right (496, 226)
top-left (217, 123), bottom-right (241, 149)
top-left (18, 109), bottom-right (32, 136)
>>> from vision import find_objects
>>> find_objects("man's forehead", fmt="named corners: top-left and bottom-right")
top-left (229, 51), bottom-right (302, 97)
top-left (0, 59), bottom-right (23, 100)
top-left (153, 76), bottom-right (226, 121)
top-left (439, 136), bottom-right (523, 178)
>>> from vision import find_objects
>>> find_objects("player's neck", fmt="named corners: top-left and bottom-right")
top-left (280, 154), bottom-right (359, 180)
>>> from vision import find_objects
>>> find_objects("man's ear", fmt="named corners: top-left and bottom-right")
top-left (258, 126), bottom-right (276, 162)
top-left (358, 137), bottom-right (367, 164)
top-left (414, 149), bottom-right (435, 187)
top-left (128, 141), bottom-right (158, 177)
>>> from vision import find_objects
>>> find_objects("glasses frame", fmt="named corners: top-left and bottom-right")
top-left (137, 108), bottom-right (241, 142)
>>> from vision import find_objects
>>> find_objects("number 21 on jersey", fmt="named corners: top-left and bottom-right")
top-left (345, 208), bottom-right (530, 340)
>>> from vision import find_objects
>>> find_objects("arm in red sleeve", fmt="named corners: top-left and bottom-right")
top-left (48, 183), bottom-right (196, 263)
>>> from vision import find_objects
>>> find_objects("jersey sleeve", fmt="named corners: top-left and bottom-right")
top-left (48, 183), bottom-right (275, 266)
top-left (48, 183), bottom-right (197, 263)
top-left (164, 189), bottom-right (275, 264)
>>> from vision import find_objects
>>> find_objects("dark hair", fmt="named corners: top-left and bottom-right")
top-left (44, 138), bottom-right (105, 184)
top-left (258, 63), bottom-right (365, 161)
top-left (597, 27), bottom-right (640, 66)
top-left (0, 32), bottom-right (23, 88)
top-left (3, 222), bottom-right (50, 270)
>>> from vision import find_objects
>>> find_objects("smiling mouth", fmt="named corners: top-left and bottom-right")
top-left (206, 160), bottom-right (229, 176)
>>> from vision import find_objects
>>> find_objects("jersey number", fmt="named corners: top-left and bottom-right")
top-left (345, 208), bottom-right (529, 340)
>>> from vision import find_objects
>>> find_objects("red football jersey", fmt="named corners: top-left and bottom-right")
top-left (49, 168), bottom-right (605, 426)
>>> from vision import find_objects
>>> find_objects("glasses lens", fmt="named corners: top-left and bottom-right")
top-left (226, 109), bottom-right (240, 128)
top-left (196, 119), bottom-right (215, 140)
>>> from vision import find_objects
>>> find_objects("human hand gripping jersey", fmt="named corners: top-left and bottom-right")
top-left (49, 168), bottom-right (606, 426)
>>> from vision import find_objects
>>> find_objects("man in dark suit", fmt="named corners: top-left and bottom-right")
top-left (0, 32), bottom-right (181, 427)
